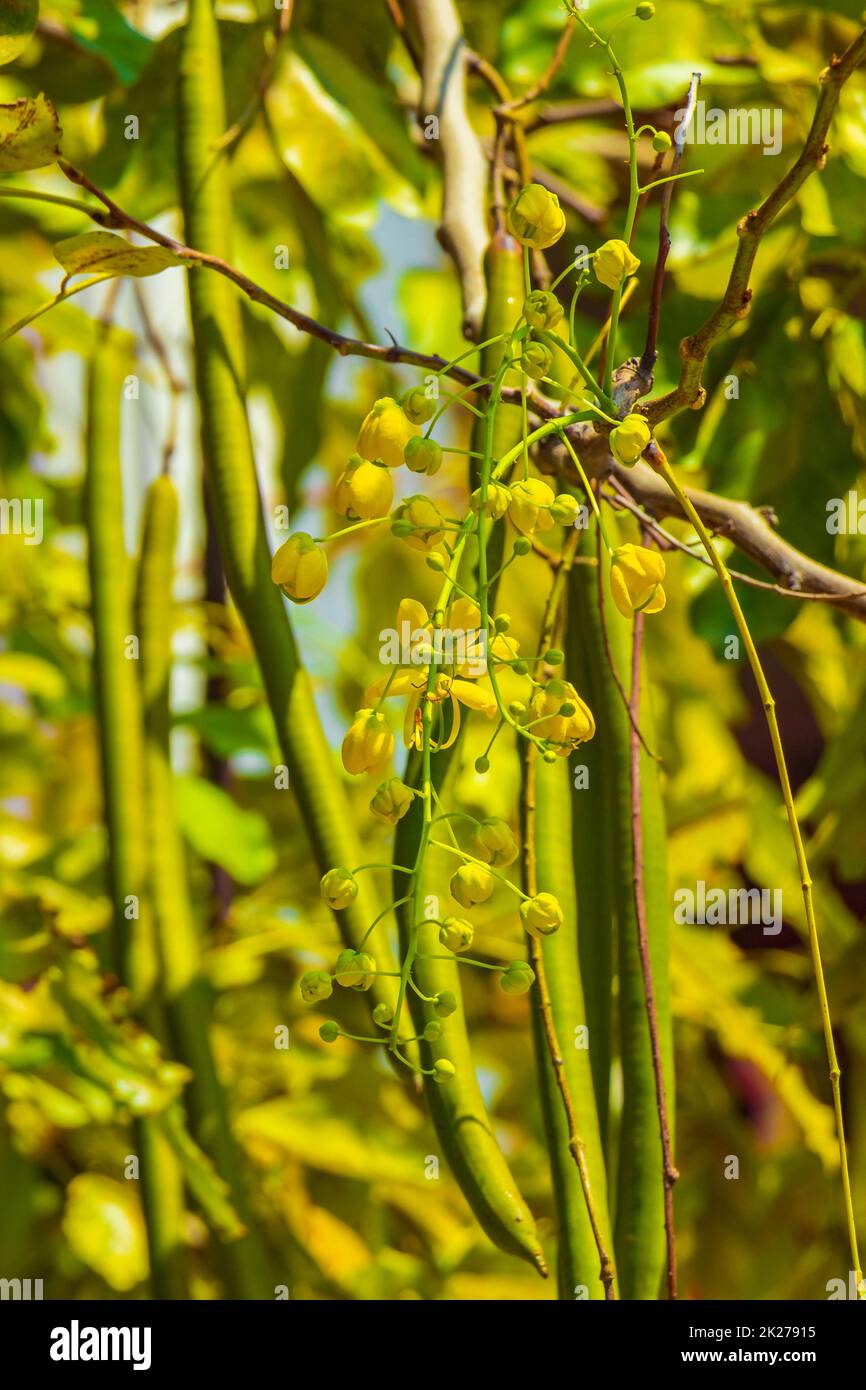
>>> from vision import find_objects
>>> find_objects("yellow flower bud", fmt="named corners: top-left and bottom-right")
top-left (594, 238), bottom-right (641, 291)
top-left (439, 916), bottom-right (475, 952)
top-left (470, 482), bottom-right (510, 519)
top-left (528, 677), bottom-right (595, 751)
top-left (341, 708), bottom-right (394, 776)
top-left (270, 532), bottom-right (328, 604)
top-left (609, 412), bottom-right (652, 465)
top-left (320, 867), bottom-right (359, 910)
top-left (499, 960), bottom-right (535, 995)
top-left (549, 493), bottom-right (580, 525)
top-left (401, 385), bottom-right (437, 426)
top-left (508, 478), bottom-right (556, 536)
top-left (370, 777), bottom-right (415, 824)
top-left (404, 436), bottom-right (443, 476)
top-left (507, 183), bottom-right (566, 250)
top-left (609, 544), bottom-right (666, 618)
top-left (471, 817), bottom-right (518, 867)
top-left (334, 453), bottom-right (393, 520)
top-left (391, 495), bottom-right (446, 551)
top-left (450, 862), bottom-right (494, 908)
top-left (520, 892), bottom-right (563, 938)
top-left (433, 1058), bottom-right (456, 1083)
top-left (299, 970), bottom-right (333, 1003)
top-left (334, 948), bottom-right (376, 991)
top-left (521, 341), bottom-right (553, 381)
top-left (357, 396), bottom-right (418, 469)
top-left (523, 290), bottom-right (564, 331)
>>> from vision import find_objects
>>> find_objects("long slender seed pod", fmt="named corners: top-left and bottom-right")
top-left (85, 329), bottom-right (185, 1299)
top-left (524, 542), bottom-right (615, 1299)
top-left (176, 0), bottom-right (412, 1053)
top-left (565, 555), bottom-right (615, 1148)
top-left (569, 518), bottom-right (673, 1299)
top-left (136, 474), bottom-right (268, 1298)
top-left (527, 752), bottom-right (616, 1298)
top-left (393, 754), bottom-right (548, 1275)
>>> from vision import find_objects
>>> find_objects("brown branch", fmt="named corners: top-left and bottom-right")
top-left (640, 72), bottom-right (701, 377)
top-left (46, 162), bottom-right (866, 623)
top-left (628, 592), bottom-right (679, 1300)
top-left (494, 13), bottom-right (577, 117)
top-left (646, 27), bottom-right (866, 424)
top-left (604, 477), bottom-right (866, 606)
top-left (536, 426), bottom-right (866, 624)
top-left (406, 0), bottom-right (489, 339)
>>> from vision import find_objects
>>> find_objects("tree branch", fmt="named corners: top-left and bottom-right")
top-left (645, 27), bottom-right (866, 424)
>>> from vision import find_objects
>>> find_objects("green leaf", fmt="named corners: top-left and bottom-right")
top-left (0, 94), bottom-right (62, 173)
top-left (53, 230), bottom-right (186, 280)
top-left (0, 0), bottom-right (38, 67)
top-left (175, 776), bottom-right (277, 886)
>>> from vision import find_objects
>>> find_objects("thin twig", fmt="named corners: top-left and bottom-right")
top-left (640, 72), bottom-right (701, 376)
top-left (646, 27), bottom-right (866, 422)
top-left (627, 564), bottom-right (679, 1299)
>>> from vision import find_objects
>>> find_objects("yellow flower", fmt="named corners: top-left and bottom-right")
top-left (392, 495), bottom-right (447, 551)
top-left (609, 413), bottom-right (651, 465)
top-left (357, 396), bottom-right (418, 468)
top-left (508, 478), bottom-right (556, 535)
top-left (520, 892), bottom-right (563, 938)
top-left (508, 183), bottom-right (566, 249)
top-left (299, 970), bottom-right (333, 1002)
top-left (341, 708), bottom-right (394, 775)
top-left (450, 863), bottom-right (494, 908)
top-left (610, 544), bottom-right (666, 618)
top-left (271, 532), bottom-right (328, 604)
top-left (370, 777), bottom-right (415, 824)
top-left (334, 453), bottom-right (393, 520)
top-left (594, 238), bottom-right (641, 291)
top-left (528, 677), bottom-right (595, 753)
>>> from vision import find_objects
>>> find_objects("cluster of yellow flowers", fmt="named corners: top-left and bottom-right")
top-left (279, 177), bottom-right (673, 1063)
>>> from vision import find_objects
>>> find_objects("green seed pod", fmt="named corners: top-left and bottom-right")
top-left (474, 755), bottom-right (490, 774)
top-left (523, 289), bottom-right (564, 331)
top-left (404, 435), bottom-right (443, 475)
top-left (438, 916), bottom-right (475, 952)
top-left (433, 1059), bottom-right (457, 1084)
top-left (521, 340), bottom-right (554, 381)
top-left (434, 990), bottom-right (458, 1018)
top-left (299, 970), bottom-right (333, 1003)
top-left (334, 949), bottom-right (376, 990)
top-left (319, 1021), bottom-right (340, 1044)
top-left (499, 961), bottom-right (536, 995)
top-left (401, 385), bottom-right (437, 426)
